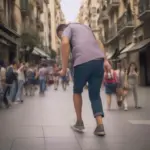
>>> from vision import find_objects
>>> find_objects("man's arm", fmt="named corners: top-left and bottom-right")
top-left (97, 40), bottom-right (107, 60)
top-left (61, 37), bottom-right (70, 73)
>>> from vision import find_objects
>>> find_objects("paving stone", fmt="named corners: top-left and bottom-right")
top-left (0, 138), bottom-right (13, 150)
top-left (0, 126), bottom-right (43, 138)
top-left (11, 138), bottom-right (45, 150)
top-left (43, 126), bottom-right (75, 137)
top-left (45, 137), bottom-right (81, 149)
top-left (0, 86), bottom-right (150, 150)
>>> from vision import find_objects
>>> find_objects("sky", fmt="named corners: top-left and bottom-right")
top-left (61, 0), bottom-right (82, 22)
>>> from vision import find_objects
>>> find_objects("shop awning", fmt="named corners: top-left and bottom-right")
top-left (32, 49), bottom-right (39, 55)
top-left (106, 50), bottom-right (116, 59)
top-left (121, 43), bottom-right (135, 54)
top-left (119, 53), bottom-right (127, 59)
top-left (32, 47), bottom-right (50, 58)
top-left (130, 38), bottom-right (150, 52)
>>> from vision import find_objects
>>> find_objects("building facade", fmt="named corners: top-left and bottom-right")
top-left (99, 0), bottom-right (150, 85)
top-left (0, 0), bottom-right (65, 64)
top-left (0, 0), bottom-right (21, 64)
top-left (49, 0), bottom-right (65, 53)
top-left (77, 0), bottom-right (101, 39)
top-left (77, 0), bottom-right (150, 85)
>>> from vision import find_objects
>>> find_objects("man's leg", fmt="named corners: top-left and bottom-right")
top-left (88, 59), bottom-right (105, 136)
top-left (73, 94), bottom-right (83, 121)
top-left (72, 64), bottom-right (89, 132)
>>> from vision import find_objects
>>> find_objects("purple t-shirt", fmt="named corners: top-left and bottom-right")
top-left (62, 23), bottom-right (104, 67)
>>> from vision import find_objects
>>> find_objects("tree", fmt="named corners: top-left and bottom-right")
top-left (20, 28), bottom-right (42, 62)
top-left (50, 49), bottom-right (57, 59)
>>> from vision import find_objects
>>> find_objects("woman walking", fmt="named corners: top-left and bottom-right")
top-left (104, 67), bottom-right (118, 110)
top-left (53, 64), bottom-right (60, 90)
top-left (116, 63), bottom-right (128, 111)
top-left (124, 62), bottom-right (141, 109)
top-left (38, 63), bottom-right (48, 95)
top-left (15, 63), bottom-right (25, 103)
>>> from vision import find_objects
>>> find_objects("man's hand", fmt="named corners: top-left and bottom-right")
top-left (59, 69), bottom-right (66, 77)
top-left (104, 59), bottom-right (111, 71)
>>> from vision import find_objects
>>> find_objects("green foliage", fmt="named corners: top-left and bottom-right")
top-left (50, 49), bottom-right (57, 59)
top-left (20, 29), bottom-right (41, 50)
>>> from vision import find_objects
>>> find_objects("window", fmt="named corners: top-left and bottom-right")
top-left (92, 20), bottom-right (97, 28)
top-left (91, 7), bottom-right (96, 14)
top-left (139, 35), bottom-right (143, 42)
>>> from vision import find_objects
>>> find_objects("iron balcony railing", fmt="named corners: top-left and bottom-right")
top-left (108, 0), bottom-right (119, 5)
top-left (117, 12), bottom-right (134, 33)
top-left (139, 0), bottom-right (150, 14)
top-left (104, 23), bottom-right (118, 43)
top-left (20, 0), bottom-right (28, 14)
top-left (36, 0), bottom-right (43, 13)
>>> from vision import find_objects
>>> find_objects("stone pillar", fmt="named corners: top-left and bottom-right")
top-left (0, 0), bottom-right (4, 22)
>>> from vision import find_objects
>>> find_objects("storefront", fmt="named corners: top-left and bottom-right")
top-left (129, 38), bottom-right (150, 86)
top-left (31, 47), bottom-right (50, 64)
top-left (0, 24), bottom-right (19, 64)
top-left (119, 43), bottom-right (135, 69)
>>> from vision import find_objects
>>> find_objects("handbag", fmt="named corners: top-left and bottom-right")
top-left (116, 70), bottom-right (128, 107)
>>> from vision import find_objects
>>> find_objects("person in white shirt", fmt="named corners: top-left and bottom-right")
top-left (15, 63), bottom-right (25, 103)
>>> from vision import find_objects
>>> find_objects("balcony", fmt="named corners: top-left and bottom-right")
top-left (44, 0), bottom-right (49, 4)
top-left (105, 23), bottom-right (118, 44)
top-left (48, 10), bottom-right (51, 18)
top-left (36, 0), bottom-right (43, 13)
top-left (117, 12), bottom-right (134, 35)
top-left (100, 11), bottom-right (109, 22)
top-left (20, 0), bottom-right (29, 16)
top-left (139, 0), bottom-right (150, 21)
top-left (0, 9), bottom-right (5, 24)
top-left (36, 18), bottom-right (44, 32)
top-left (107, 0), bottom-right (120, 14)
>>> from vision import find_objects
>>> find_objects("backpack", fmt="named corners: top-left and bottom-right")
top-left (105, 71), bottom-right (118, 84)
top-left (27, 70), bottom-right (35, 80)
top-left (6, 67), bottom-right (17, 84)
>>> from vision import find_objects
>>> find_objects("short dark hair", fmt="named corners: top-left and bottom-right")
top-left (127, 62), bottom-right (138, 75)
top-left (11, 60), bottom-right (17, 66)
top-left (56, 24), bottom-right (67, 35)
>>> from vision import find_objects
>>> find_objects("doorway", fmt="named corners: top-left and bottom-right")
top-left (140, 47), bottom-right (150, 86)
top-left (9, 51), bottom-right (16, 64)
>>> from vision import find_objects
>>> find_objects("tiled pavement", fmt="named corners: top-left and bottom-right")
top-left (0, 85), bottom-right (150, 150)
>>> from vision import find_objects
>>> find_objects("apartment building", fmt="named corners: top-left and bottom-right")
top-left (76, 0), bottom-right (90, 26)
top-left (98, 0), bottom-right (150, 85)
top-left (49, 0), bottom-right (65, 53)
top-left (135, 0), bottom-right (150, 85)
top-left (77, 0), bottom-right (101, 39)
top-left (0, 0), bottom-right (20, 63)
top-left (39, 0), bottom-right (50, 53)
top-left (0, 0), bottom-right (65, 64)
top-left (99, 0), bottom-right (148, 84)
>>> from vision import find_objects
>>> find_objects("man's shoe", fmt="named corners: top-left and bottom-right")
top-left (135, 106), bottom-right (142, 109)
top-left (71, 121), bottom-right (85, 133)
top-left (94, 124), bottom-right (105, 136)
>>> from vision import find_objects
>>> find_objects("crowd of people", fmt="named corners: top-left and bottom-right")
top-left (103, 61), bottom-right (141, 111)
top-left (0, 60), bottom-right (71, 109)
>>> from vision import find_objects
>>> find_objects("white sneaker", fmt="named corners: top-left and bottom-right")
top-left (13, 101), bottom-right (20, 105)
top-left (124, 107), bottom-right (128, 111)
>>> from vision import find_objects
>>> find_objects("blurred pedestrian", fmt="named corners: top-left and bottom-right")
top-left (53, 63), bottom-right (60, 90)
top-left (15, 62), bottom-right (26, 103)
top-left (104, 67), bottom-right (118, 110)
top-left (38, 63), bottom-right (48, 95)
top-left (124, 62), bottom-right (141, 109)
